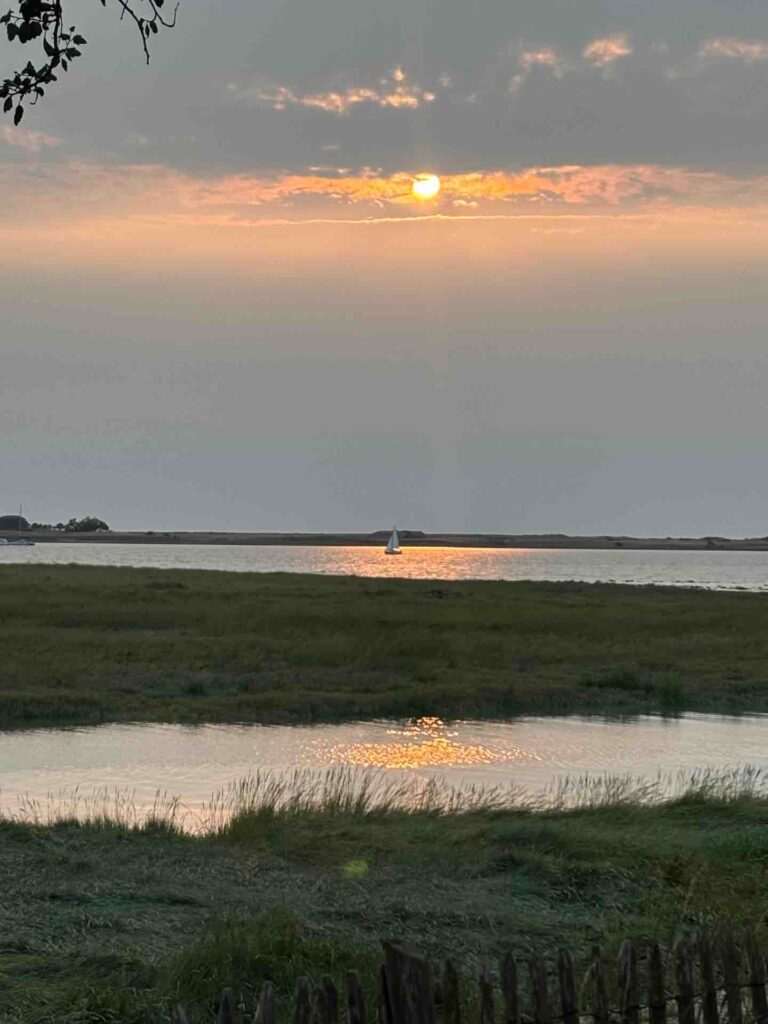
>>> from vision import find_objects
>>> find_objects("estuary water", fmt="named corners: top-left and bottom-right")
top-left (1, 542), bottom-right (768, 589)
top-left (1, 715), bottom-right (767, 828)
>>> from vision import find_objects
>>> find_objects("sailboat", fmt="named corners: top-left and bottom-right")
top-left (384, 526), bottom-right (402, 555)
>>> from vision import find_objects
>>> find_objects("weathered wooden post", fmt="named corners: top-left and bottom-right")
top-left (218, 988), bottom-right (239, 1024)
top-left (478, 963), bottom-right (495, 1024)
top-left (315, 976), bottom-right (340, 1024)
top-left (378, 964), bottom-right (393, 1024)
top-left (674, 940), bottom-right (695, 1024)
top-left (646, 941), bottom-right (667, 1024)
top-left (744, 927), bottom-right (768, 1024)
top-left (257, 983), bottom-right (276, 1024)
top-left (617, 940), bottom-right (639, 1024)
top-left (721, 928), bottom-right (743, 1024)
top-left (295, 978), bottom-right (312, 1024)
top-left (499, 953), bottom-right (518, 1024)
top-left (347, 971), bottom-right (368, 1024)
top-left (557, 950), bottom-right (578, 1024)
top-left (698, 933), bottom-right (719, 1024)
top-left (528, 958), bottom-right (550, 1024)
top-left (381, 940), bottom-right (436, 1024)
top-left (586, 948), bottom-right (609, 1024)
top-left (442, 959), bottom-right (461, 1024)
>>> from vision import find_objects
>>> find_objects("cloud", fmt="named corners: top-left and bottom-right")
top-left (1, 126), bottom-right (61, 153)
top-left (582, 34), bottom-right (633, 68)
top-left (235, 68), bottom-right (437, 115)
top-left (520, 47), bottom-right (566, 76)
top-left (3, 160), bottom-right (768, 236)
top-left (698, 37), bottom-right (768, 63)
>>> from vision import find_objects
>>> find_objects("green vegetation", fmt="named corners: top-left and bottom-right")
top-left (2, 772), bottom-right (768, 1022)
top-left (27, 516), bottom-right (110, 533)
top-left (0, 564), bottom-right (767, 728)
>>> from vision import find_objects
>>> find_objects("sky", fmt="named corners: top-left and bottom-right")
top-left (2, 0), bottom-right (768, 534)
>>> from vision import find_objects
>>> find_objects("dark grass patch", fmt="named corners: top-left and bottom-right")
top-left (4, 792), bottom-right (768, 1021)
top-left (0, 565), bottom-right (767, 729)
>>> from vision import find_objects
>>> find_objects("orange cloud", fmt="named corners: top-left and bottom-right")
top-left (582, 34), bottom-right (633, 67)
top-left (193, 165), bottom-right (764, 211)
top-left (238, 68), bottom-right (437, 115)
top-left (3, 160), bottom-right (768, 236)
top-left (520, 47), bottom-right (566, 75)
top-left (698, 37), bottom-right (768, 62)
top-left (1, 125), bottom-right (60, 153)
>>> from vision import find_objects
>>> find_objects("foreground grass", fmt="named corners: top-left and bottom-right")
top-left (1, 565), bottom-right (768, 727)
top-left (3, 777), bottom-right (768, 1022)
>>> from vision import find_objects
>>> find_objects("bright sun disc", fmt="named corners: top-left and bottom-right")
top-left (412, 173), bottom-right (441, 199)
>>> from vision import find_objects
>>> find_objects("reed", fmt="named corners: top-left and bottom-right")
top-left (5, 765), bottom-right (768, 835)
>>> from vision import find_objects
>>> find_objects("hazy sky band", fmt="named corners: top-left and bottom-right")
top-left (1, 0), bottom-right (767, 534)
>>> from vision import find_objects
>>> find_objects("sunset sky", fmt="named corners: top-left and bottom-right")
top-left (2, 0), bottom-right (768, 533)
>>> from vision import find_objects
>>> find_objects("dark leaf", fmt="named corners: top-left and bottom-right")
top-left (13, 103), bottom-right (23, 125)
top-left (3, 96), bottom-right (12, 112)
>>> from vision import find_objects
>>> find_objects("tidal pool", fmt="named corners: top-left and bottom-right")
top-left (1, 714), bottom-right (766, 828)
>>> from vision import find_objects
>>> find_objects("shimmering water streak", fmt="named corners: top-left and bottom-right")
top-left (2, 714), bottom-right (768, 826)
top-left (1, 542), bottom-right (768, 589)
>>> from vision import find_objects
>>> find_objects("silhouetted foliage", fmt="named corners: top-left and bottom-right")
top-left (62, 516), bottom-right (110, 532)
top-left (0, 514), bottom-right (29, 530)
top-left (0, 0), bottom-right (178, 124)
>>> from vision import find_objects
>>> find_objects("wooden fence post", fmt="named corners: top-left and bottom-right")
top-left (499, 953), bottom-right (518, 1024)
top-left (478, 963), bottom-right (495, 1024)
top-left (442, 959), bottom-right (461, 1024)
top-left (218, 988), bottom-right (239, 1024)
top-left (699, 933), bottom-right (719, 1024)
top-left (586, 947), bottom-right (609, 1024)
top-left (528, 958), bottom-right (550, 1024)
top-left (377, 964), bottom-right (393, 1024)
top-left (721, 928), bottom-right (743, 1024)
top-left (295, 978), bottom-right (312, 1024)
top-left (647, 941), bottom-right (667, 1024)
top-left (744, 927), bottom-right (768, 1024)
top-left (674, 941), bottom-right (695, 1024)
top-left (382, 940), bottom-right (436, 1024)
top-left (316, 977), bottom-right (340, 1024)
top-left (257, 983), bottom-right (276, 1024)
top-left (557, 950), bottom-right (578, 1024)
top-left (617, 940), bottom-right (639, 1024)
top-left (347, 971), bottom-right (368, 1024)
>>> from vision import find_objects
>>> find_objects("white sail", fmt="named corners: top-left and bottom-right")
top-left (385, 526), bottom-right (402, 554)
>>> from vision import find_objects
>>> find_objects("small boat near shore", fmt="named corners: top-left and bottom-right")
top-left (0, 538), bottom-right (35, 546)
top-left (384, 527), bottom-right (402, 555)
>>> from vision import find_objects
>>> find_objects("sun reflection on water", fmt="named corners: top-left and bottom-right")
top-left (326, 716), bottom-right (530, 770)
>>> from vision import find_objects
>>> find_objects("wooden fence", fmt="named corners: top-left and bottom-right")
top-left (169, 928), bottom-right (768, 1024)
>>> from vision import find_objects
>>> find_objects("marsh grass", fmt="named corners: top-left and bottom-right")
top-left (6, 764), bottom-right (768, 834)
top-left (1, 565), bottom-right (768, 729)
top-left (5, 767), bottom-right (768, 1022)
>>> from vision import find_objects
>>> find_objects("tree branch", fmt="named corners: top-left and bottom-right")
top-left (0, 0), bottom-right (180, 123)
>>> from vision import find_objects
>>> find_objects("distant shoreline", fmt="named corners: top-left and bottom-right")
top-left (6, 529), bottom-right (768, 551)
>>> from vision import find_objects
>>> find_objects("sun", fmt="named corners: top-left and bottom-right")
top-left (412, 173), bottom-right (441, 200)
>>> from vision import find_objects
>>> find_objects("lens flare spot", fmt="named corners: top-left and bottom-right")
top-left (343, 858), bottom-right (370, 878)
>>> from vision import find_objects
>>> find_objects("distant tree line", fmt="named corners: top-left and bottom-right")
top-left (24, 516), bottom-right (110, 532)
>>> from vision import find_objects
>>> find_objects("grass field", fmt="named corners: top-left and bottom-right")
top-left (0, 564), bottom-right (767, 728)
top-left (2, 773), bottom-right (768, 1022)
